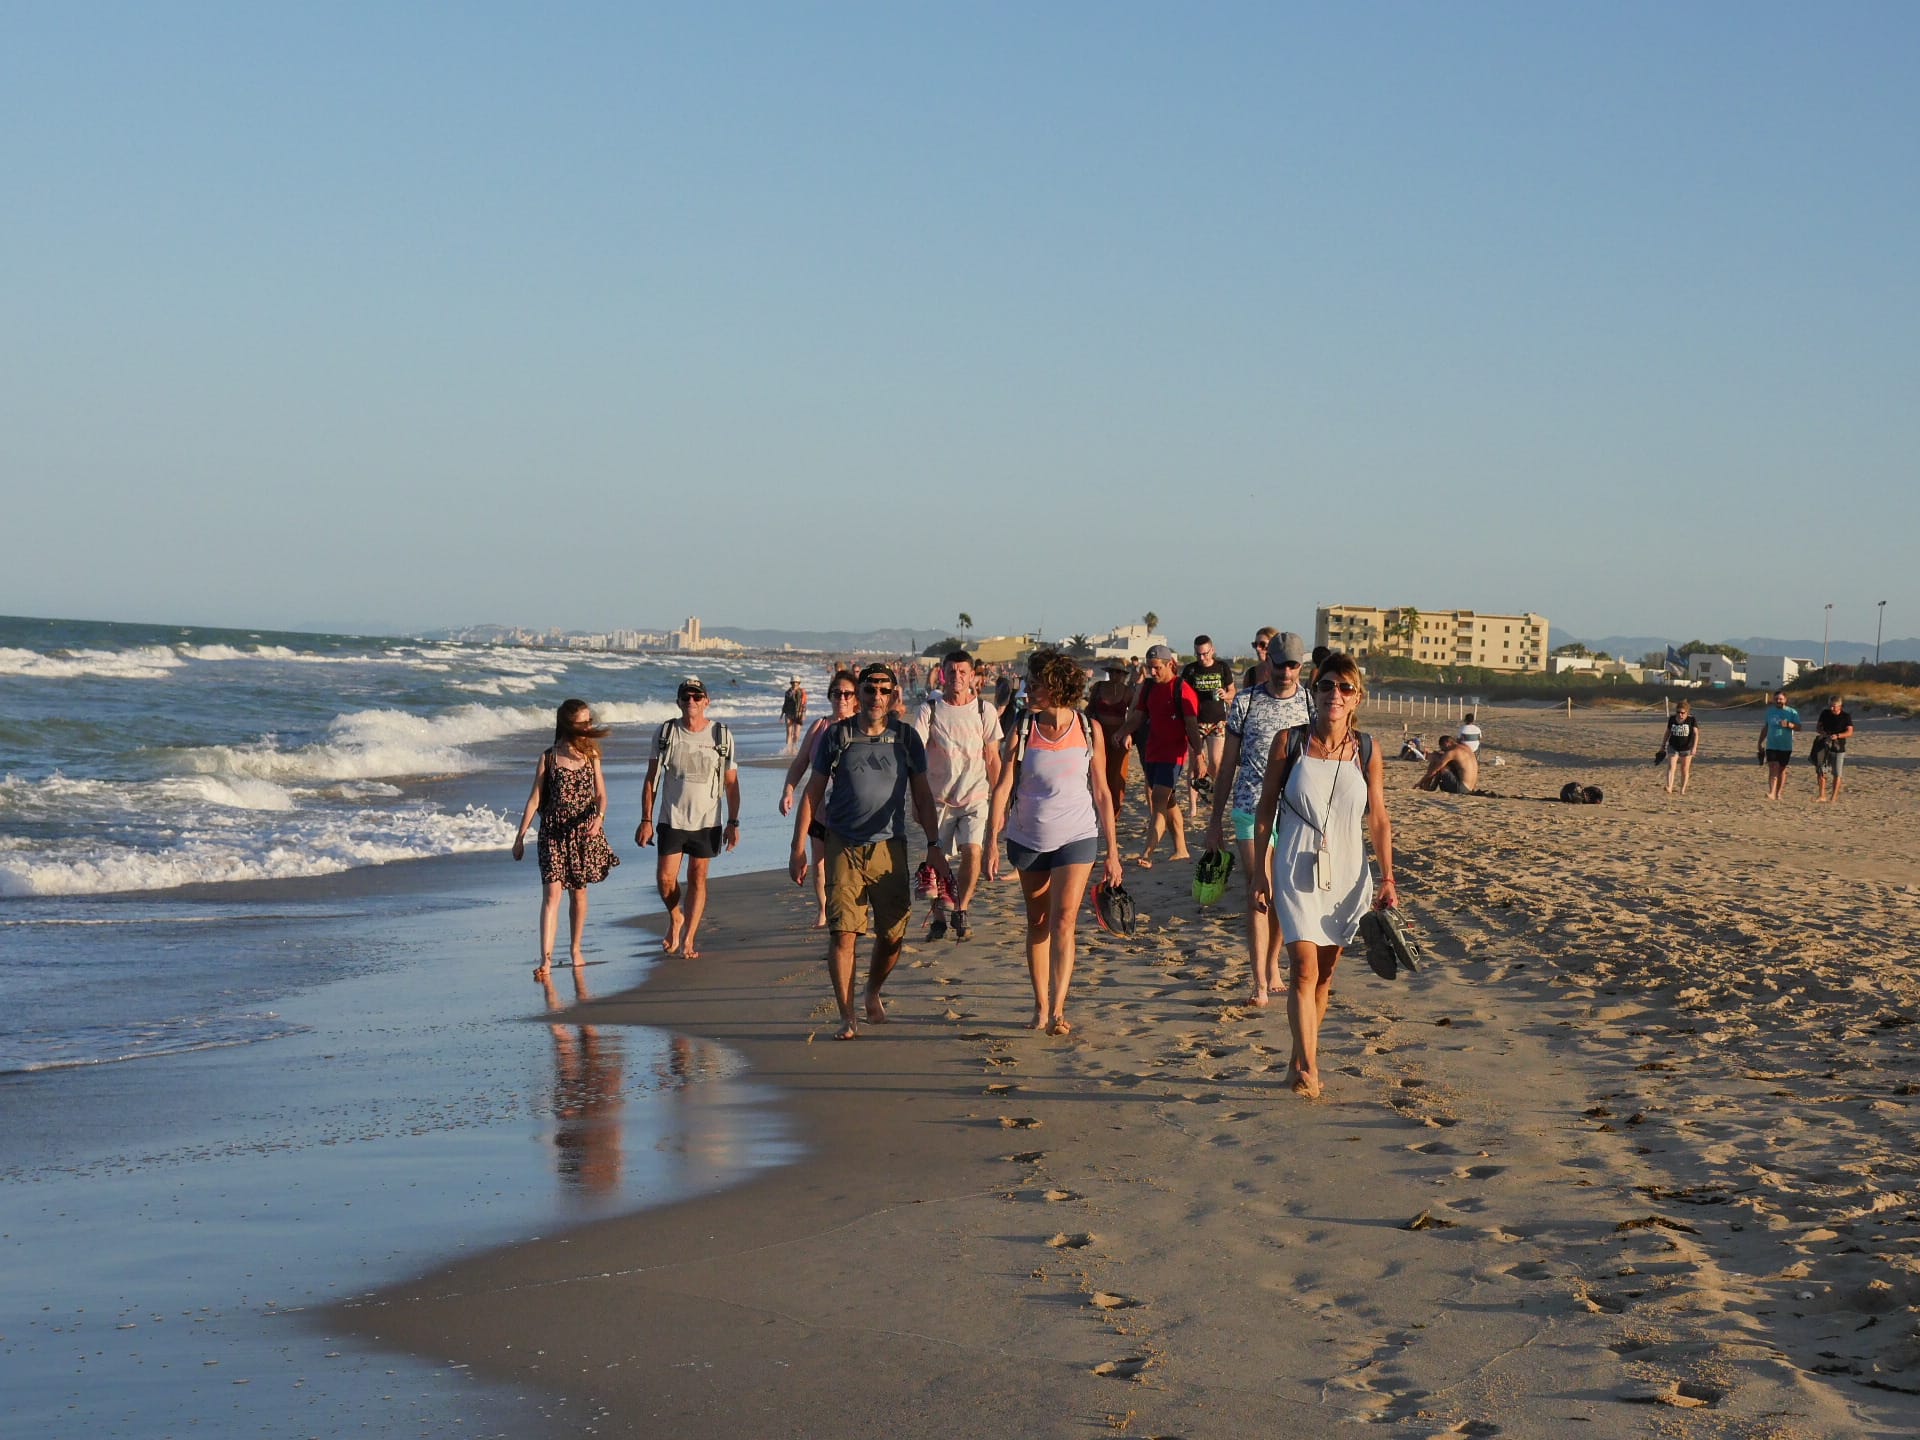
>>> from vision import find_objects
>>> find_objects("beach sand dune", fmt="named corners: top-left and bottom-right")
top-left (337, 706), bottom-right (1920, 1437)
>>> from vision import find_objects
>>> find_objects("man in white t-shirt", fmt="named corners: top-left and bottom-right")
top-left (637, 678), bottom-right (740, 959)
top-left (913, 649), bottom-right (1003, 941)
top-left (1457, 712), bottom-right (1482, 753)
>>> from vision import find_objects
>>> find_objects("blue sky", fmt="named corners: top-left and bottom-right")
top-left (3, 3), bottom-right (1914, 648)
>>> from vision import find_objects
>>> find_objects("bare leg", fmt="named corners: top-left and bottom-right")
top-left (1018, 869), bottom-right (1053, 1027)
top-left (954, 843), bottom-right (983, 914)
top-left (536, 881), bottom-right (563, 975)
top-left (827, 931), bottom-right (860, 1038)
top-left (1678, 754), bottom-right (1693, 795)
top-left (1235, 837), bottom-right (1277, 1003)
top-left (1045, 863), bottom-right (1094, 1033)
top-left (1105, 748), bottom-right (1127, 822)
top-left (679, 856), bottom-right (712, 957)
top-left (657, 851), bottom-right (684, 952)
top-left (1665, 754), bottom-right (1679, 794)
top-left (1285, 942), bottom-right (1341, 1097)
top-left (1136, 786), bottom-right (1170, 865)
top-left (864, 934), bottom-right (903, 1023)
top-left (567, 886), bottom-right (588, 966)
top-left (809, 834), bottom-right (828, 927)
top-left (1165, 781), bottom-right (1190, 860)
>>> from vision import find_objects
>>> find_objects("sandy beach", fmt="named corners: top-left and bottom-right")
top-left (333, 702), bottom-right (1920, 1438)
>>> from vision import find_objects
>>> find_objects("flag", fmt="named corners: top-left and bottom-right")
top-left (1665, 646), bottom-right (1686, 676)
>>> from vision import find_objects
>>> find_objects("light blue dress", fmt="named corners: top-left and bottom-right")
top-left (1271, 753), bottom-right (1373, 947)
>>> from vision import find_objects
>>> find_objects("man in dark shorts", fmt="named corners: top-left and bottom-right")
top-left (1759, 691), bottom-right (1800, 801)
top-left (1120, 644), bottom-right (1202, 867)
top-left (1181, 635), bottom-right (1237, 819)
top-left (781, 678), bottom-right (807, 751)
top-left (790, 662), bottom-right (952, 1039)
top-left (1414, 735), bottom-right (1479, 795)
top-left (637, 678), bottom-right (740, 958)
top-left (1813, 695), bottom-right (1855, 803)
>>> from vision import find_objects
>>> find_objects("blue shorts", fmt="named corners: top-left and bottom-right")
top-left (1006, 835), bottom-right (1099, 872)
top-left (1142, 760), bottom-right (1183, 791)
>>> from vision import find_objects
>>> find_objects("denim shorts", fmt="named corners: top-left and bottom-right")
top-left (1141, 760), bottom-right (1183, 791)
top-left (1005, 835), bottom-right (1099, 872)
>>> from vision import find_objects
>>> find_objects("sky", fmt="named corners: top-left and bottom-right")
top-left (3, 3), bottom-right (1915, 649)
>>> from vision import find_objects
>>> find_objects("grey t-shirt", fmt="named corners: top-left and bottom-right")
top-left (813, 719), bottom-right (929, 844)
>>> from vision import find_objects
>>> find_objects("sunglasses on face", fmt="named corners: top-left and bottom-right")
top-left (861, 683), bottom-right (895, 696)
top-left (1253, 640), bottom-right (1268, 650)
top-left (832, 689), bottom-right (857, 700)
top-left (1317, 680), bottom-right (1358, 695)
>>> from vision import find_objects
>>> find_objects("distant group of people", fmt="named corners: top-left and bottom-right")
top-left (1757, 691), bottom-right (1854, 802)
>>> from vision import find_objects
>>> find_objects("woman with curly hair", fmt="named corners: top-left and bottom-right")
top-left (513, 698), bottom-right (620, 977)
top-left (987, 649), bottom-right (1123, 1035)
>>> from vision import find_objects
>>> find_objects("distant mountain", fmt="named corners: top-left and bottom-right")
top-left (1563, 635), bottom-right (1920, 665)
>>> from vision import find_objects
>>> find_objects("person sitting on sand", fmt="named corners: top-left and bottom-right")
top-left (1250, 653), bottom-right (1398, 1099)
top-left (512, 699), bottom-right (620, 977)
top-left (1119, 644), bottom-right (1202, 868)
top-left (1457, 712), bottom-right (1482, 753)
top-left (1813, 695), bottom-right (1854, 803)
top-left (986, 649), bottom-right (1123, 1036)
top-left (637, 678), bottom-right (740, 960)
top-left (1414, 735), bottom-right (1479, 794)
top-left (1759, 690), bottom-right (1800, 801)
top-left (1206, 629), bottom-right (1312, 1008)
top-left (789, 663), bottom-right (952, 1040)
top-left (781, 670), bottom-right (860, 928)
top-left (1663, 699), bottom-right (1701, 795)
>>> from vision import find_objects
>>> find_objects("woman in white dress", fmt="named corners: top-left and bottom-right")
top-left (1249, 653), bottom-right (1398, 1098)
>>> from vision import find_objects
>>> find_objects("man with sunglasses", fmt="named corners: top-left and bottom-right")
top-left (913, 650), bottom-right (1003, 940)
top-left (637, 678), bottom-right (740, 959)
top-left (1242, 627), bottom-right (1279, 690)
top-left (790, 662), bottom-right (952, 1039)
top-left (1207, 630), bottom-right (1313, 1005)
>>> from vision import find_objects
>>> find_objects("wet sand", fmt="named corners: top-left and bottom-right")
top-left (338, 704), bottom-right (1920, 1437)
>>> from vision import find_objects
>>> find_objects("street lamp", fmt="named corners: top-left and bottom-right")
top-left (1823, 603), bottom-right (1833, 668)
top-left (1877, 600), bottom-right (1888, 666)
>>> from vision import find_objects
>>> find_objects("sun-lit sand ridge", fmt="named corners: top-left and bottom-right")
top-left (340, 703), bottom-right (1920, 1438)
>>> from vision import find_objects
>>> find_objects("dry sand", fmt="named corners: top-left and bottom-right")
top-left (337, 704), bottom-right (1920, 1437)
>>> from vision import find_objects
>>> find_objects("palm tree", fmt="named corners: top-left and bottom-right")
top-left (957, 612), bottom-right (973, 642)
top-left (1066, 633), bottom-right (1092, 658)
top-left (1143, 611), bottom-right (1159, 633)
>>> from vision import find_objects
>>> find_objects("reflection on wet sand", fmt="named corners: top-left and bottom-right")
top-left (540, 969), bottom-right (624, 1195)
top-left (656, 1033), bottom-right (762, 1182)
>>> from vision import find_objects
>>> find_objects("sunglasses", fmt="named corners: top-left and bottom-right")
top-left (1316, 680), bottom-right (1358, 695)
top-left (1252, 640), bottom-right (1269, 650)
top-left (861, 682), bottom-right (895, 695)
top-left (832, 689), bottom-right (857, 700)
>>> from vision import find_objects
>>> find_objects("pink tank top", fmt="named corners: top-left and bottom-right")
top-left (1003, 716), bottom-right (1099, 851)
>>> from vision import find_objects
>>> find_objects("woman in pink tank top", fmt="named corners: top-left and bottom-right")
top-left (986, 650), bottom-right (1123, 1035)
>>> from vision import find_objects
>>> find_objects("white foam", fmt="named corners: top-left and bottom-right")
top-left (177, 704), bottom-right (553, 782)
top-left (0, 804), bottom-right (513, 897)
top-left (0, 645), bottom-right (184, 680)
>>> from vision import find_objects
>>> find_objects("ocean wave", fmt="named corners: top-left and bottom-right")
top-left (0, 1013), bottom-right (311, 1075)
top-left (174, 703), bottom-right (554, 782)
top-left (0, 771), bottom-right (299, 817)
top-left (0, 645), bottom-right (184, 680)
top-left (0, 803), bottom-right (513, 897)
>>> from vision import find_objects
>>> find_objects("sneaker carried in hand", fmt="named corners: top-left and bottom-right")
top-left (951, 909), bottom-right (970, 941)
top-left (925, 908), bottom-right (949, 942)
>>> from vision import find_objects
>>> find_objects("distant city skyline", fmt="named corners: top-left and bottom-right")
top-left (4, 6), bottom-right (1914, 642)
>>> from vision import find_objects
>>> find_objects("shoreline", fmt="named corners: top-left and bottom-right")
top-left (329, 702), bottom-right (1920, 1435)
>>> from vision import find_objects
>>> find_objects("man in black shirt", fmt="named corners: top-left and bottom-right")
top-left (1813, 695), bottom-right (1855, 803)
top-left (1182, 635), bottom-right (1236, 819)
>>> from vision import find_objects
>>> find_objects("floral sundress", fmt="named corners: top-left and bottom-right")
top-left (537, 750), bottom-right (620, 888)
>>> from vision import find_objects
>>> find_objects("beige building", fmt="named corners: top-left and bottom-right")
top-left (1316, 605), bottom-right (1550, 673)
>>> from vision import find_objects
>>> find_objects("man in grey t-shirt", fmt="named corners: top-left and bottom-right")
top-left (791, 662), bottom-right (951, 1040)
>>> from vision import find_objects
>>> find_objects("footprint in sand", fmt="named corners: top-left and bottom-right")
top-left (1043, 1188), bottom-right (1080, 1203)
top-left (983, 1082), bottom-right (1019, 1095)
top-left (1001, 1150), bottom-right (1045, 1163)
top-left (1089, 1291), bottom-right (1141, 1310)
top-left (1091, 1356), bottom-right (1151, 1380)
top-left (998, 1116), bottom-right (1040, 1129)
top-left (1048, 1232), bottom-right (1095, 1249)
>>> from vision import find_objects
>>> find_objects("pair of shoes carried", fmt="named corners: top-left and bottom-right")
top-left (925, 909), bottom-right (948, 942)
top-left (951, 910), bottom-right (970, 941)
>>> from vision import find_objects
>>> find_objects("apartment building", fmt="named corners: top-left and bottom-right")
top-left (1316, 605), bottom-right (1550, 673)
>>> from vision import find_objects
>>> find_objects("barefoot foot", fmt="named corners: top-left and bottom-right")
top-left (833, 1019), bottom-right (858, 1040)
top-left (864, 993), bottom-right (888, 1025)
top-left (1046, 1015), bottom-right (1073, 1037)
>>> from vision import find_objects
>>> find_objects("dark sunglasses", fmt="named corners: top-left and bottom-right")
top-left (1252, 640), bottom-right (1269, 650)
top-left (1316, 679), bottom-right (1358, 695)
top-left (832, 688), bottom-right (858, 700)
top-left (861, 682), bottom-right (895, 695)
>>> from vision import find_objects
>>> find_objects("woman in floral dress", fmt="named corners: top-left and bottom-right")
top-left (513, 698), bottom-right (620, 976)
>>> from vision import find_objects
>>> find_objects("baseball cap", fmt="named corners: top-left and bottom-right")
top-left (677, 677), bottom-right (707, 700)
top-left (1273, 631), bottom-right (1307, 664)
top-left (1145, 644), bottom-right (1175, 663)
top-left (857, 662), bottom-right (898, 687)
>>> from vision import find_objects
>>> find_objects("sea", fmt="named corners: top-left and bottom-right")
top-left (0, 613), bottom-right (823, 1435)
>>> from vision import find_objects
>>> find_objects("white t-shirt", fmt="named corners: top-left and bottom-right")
top-left (653, 720), bottom-right (735, 830)
top-left (914, 695), bottom-right (1003, 810)
top-left (1457, 722), bottom-right (1482, 753)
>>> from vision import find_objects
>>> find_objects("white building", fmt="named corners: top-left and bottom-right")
top-left (1091, 624), bottom-right (1170, 660)
top-left (1745, 655), bottom-right (1815, 691)
top-left (1687, 653), bottom-right (1745, 687)
top-left (1549, 655), bottom-right (1596, 675)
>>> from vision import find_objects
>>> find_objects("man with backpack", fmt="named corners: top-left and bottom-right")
top-left (1119, 644), bottom-right (1203, 867)
top-left (637, 677), bottom-right (740, 959)
top-left (912, 650), bottom-right (1003, 941)
top-left (789, 662), bottom-right (953, 1039)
